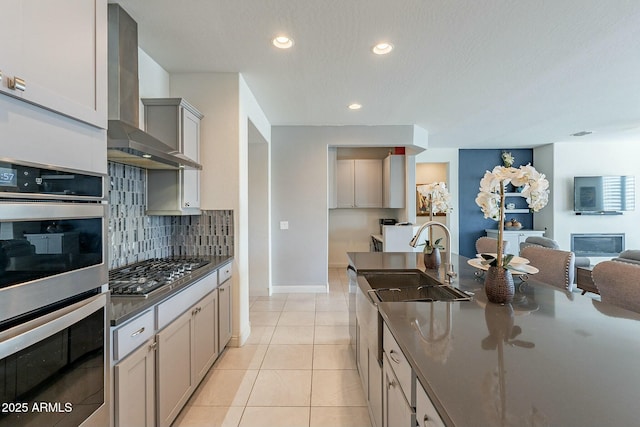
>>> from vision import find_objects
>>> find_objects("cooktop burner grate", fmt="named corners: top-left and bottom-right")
top-left (109, 258), bottom-right (210, 297)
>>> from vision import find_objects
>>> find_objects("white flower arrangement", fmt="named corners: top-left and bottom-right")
top-left (417, 182), bottom-right (453, 253)
top-left (417, 182), bottom-right (453, 215)
top-left (475, 164), bottom-right (549, 268)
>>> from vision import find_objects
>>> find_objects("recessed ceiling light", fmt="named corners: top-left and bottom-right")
top-left (571, 131), bottom-right (593, 137)
top-left (372, 42), bottom-right (393, 55)
top-left (272, 35), bottom-right (294, 49)
top-left (348, 103), bottom-right (362, 110)
top-left (142, 154), bottom-right (152, 158)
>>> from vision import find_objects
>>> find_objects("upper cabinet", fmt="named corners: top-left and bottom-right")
top-left (383, 155), bottom-right (405, 208)
top-left (143, 98), bottom-right (204, 215)
top-left (336, 159), bottom-right (383, 208)
top-left (330, 154), bottom-right (405, 209)
top-left (0, 0), bottom-right (107, 129)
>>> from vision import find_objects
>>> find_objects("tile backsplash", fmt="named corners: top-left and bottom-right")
top-left (108, 162), bottom-right (234, 269)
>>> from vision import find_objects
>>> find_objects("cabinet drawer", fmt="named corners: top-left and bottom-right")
top-left (218, 262), bottom-right (232, 284)
top-left (383, 323), bottom-right (414, 406)
top-left (156, 272), bottom-right (216, 330)
top-left (416, 380), bottom-right (445, 427)
top-left (113, 310), bottom-right (155, 361)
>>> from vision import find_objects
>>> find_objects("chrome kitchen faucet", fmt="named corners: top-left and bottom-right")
top-left (409, 221), bottom-right (457, 283)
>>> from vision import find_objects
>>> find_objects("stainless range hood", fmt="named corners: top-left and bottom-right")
top-left (107, 4), bottom-right (201, 170)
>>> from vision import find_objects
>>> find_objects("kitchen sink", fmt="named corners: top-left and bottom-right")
top-left (362, 270), bottom-right (471, 302)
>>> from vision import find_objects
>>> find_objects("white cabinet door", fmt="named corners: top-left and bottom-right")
top-left (336, 159), bottom-right (356, 208)
top-left (218, 279), bottom-right (233, 349)
top-left (355, 159), bottom-right (383, 208)
top-left (485, 229), bottom-right (545, 255)
top-left (416, 381), bottom-right (445, 427)
top-left (114, 339), bottom-right (156, 427)
top-left (383, 353), bottom-right (414, 427)
top-left (157, 309), bottom-right (194, 427)
top-left (0, 0), bottom-right (107, 128)
top-left (181, 106), bottom-right (201, 209)
top-left (383, 155), bottom-right (405, 208)
top-left (192, 291), bottom-right (217, 384)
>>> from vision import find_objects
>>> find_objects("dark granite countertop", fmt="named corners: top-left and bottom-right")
top-left (109, 255), bottom-right (233, 327)
top-left (349, 251), bottom-right (640, 427)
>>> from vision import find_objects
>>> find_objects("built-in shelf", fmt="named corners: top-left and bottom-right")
top-left (505, 192), bottom-right (525, 197)
top-left (505, 209), bottom-right (530, 214)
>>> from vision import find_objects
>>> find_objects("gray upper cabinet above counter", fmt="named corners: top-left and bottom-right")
top-left (0, 0), bottom-right (107, 129)
top-left (143, 98), bottom-right (204, 215)
top-left (329, 153), bottom-right (405, 209)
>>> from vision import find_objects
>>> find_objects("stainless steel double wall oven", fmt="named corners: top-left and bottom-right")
top-left (0, 159), bottom-right (109, 427)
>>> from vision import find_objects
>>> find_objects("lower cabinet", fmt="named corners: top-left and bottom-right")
top-left (416, 381), bottom-right (445, 427)
top-left (114, 338), bottom-right (156, 427)
top-left (112, 264), bottom-right (234, 427)
top-left (157, 290), bottom-right (218, 427)
top-left (218, 278), bottom-right (232, 349)
top-left (383, 352), bottom-right (414, 427)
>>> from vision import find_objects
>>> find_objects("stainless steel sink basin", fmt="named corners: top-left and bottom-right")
top-left (362, 270), bottom-right (471, 302)
top-left (363, 270), bottom-right (441, 289)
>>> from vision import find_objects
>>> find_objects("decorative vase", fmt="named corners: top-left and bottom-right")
top-left (484, 266), bottom-right (515, 304)
top-left (423, 248), bottom-right (441, 269)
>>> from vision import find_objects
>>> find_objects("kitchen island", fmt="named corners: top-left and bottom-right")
top-left (348, 251), bottom-right (640, 427)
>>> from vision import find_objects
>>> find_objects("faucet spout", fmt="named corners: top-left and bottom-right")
top-left (410, 221), bottom-right (457, 283)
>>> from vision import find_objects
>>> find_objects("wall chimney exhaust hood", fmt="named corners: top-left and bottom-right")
top-left (106, 4), bottom-right (201, 170)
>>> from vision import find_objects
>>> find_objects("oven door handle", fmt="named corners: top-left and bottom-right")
top-left (0, 292), bottom-right (106, 359)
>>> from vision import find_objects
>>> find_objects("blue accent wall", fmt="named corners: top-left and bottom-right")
top-left (458, 149), bottom-right (533, 257)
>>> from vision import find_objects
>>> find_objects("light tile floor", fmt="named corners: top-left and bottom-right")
top-left (173, 268), bottom-right (372, 427)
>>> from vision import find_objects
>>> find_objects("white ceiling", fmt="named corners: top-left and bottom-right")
top-left (114, 0), bottom-right (640, 148)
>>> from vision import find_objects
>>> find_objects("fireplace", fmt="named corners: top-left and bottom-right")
top-left (571, 233), bottom-right (625, 257)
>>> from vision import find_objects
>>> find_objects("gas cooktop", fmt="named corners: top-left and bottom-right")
top-left (109, 257), bottom-right (210, 298)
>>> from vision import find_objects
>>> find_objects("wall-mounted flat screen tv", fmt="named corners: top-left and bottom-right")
top-left (574, 176), bottom-right (635, 213)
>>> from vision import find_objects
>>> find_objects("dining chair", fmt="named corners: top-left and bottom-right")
top-left (475, 237), bottom-right (510, 255)
top-left (592, 260), bottom-right (640, 314)
top-left (520, 246), bottom-right (575, 292)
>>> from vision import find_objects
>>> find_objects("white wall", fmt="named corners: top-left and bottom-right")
top-left (169, 73), bottom-right (271, 345)
top-left (534, 140), bottom-right (640, 254)
top-left (415, 148), bottom-right (460, 254)
top-left (271, 125), bottom-right (426, 289)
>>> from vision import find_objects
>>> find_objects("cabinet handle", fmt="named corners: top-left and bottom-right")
top-left (184, 201), bottom-right (190, 207)
top-left (423, 415), bottom-right (431, 427)
top-left (9, 76), bottom-right (26, 91)
top-left (220, 287), bottom-right (225, 292)
top-left (389, 349), bottom-right (401, 364)
top-left (192, 306), bottom-right (202, 315)
top-left (130, 327), bottom-right (145, 337)
top-left (149, 341), bottom-right (158, 352)
top-left (387, 378), bottom-right (397, 390)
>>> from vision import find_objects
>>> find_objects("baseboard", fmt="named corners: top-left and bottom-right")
top-left (229, 324), bottom-right (251, 347)
top-left (329, 261), bottom-right (349, 269)
top-left (272, 284), bottom-right (329, 294)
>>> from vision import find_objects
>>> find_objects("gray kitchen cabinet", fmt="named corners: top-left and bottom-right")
top-left (114, 338), bottom-right (156, 427)
top-left (383, 353), bottom-right (414, 427)
top-left (336, 159), bottom-right (383, 208)
top-left (382, 323), bottom-right (416, 427)
top-left (383, 154), bottom-right (405, 208)
top-left (157, 289), bottom-right (218, 427)
top-left (157, 307), bottom-right (193, 427)
top-left (143, 98), bottom-right (204, 215)
top-left (416, 380), bottom-right (445, 427)
top-left (218, 263), bottom-right (233, 349)
top-left (193, 290), bottom-right (218, 384)
top-left (0, 0), bottom-right (107, 128)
